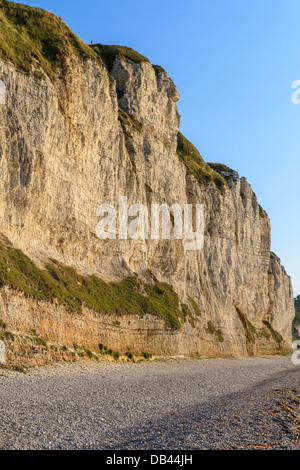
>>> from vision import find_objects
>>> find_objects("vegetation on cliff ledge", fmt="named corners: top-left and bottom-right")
top-left (177, 132), bottom-right (227, 193)
top-left (118, 108), bottom-right (143, 133)
top-left (0, 239), bottom-right (201, 329)
top-left (91, 44), bottom-right (149, 71)
top-left (262, 320), bottom-right (283, 344)
top-left (206, 162), bottom-right (235, 174)
top-left (0, 0), bottom-right (101, 80)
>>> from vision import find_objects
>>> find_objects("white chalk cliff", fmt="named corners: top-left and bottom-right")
top-left (0, 2), bottom-right (295, 363)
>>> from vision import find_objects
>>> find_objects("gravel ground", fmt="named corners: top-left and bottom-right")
top-left (0, 356), bottom-right (299, 450)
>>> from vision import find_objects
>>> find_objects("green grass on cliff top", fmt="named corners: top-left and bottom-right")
top-left (177, 132), bottom-right (227, 193)
top-left (207, 162), bottom-right (235, 174)
top-left (0, 0), bottom-right (101, 80)
top-left (91, 44), bottom-right (149, 71)
top-left (0, 1), bottom-right (168, 83)
top-left (0, 239), bottom-right (194, 329)
top-left (91, 45), bottom-right (173, 84)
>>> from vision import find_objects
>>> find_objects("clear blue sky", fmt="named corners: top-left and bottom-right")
top-left (22, 0), bottom-right (300, 296)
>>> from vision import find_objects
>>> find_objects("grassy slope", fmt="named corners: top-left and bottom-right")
top-left (0, 0), bottom-right (101, 80)
top-left (0, 240), bottom-right (205, 329)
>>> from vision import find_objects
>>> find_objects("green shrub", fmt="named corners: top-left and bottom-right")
top-left (113, 351), bottom-right (120, 360)
top-left (259, 205), bottom-right (266, 218)
top-left (12, 365), bottom-right (25, 373)
top-left (152, 64), bottom-right (166, 75)
top-left (85, 349), bottom-right (93, 359)
top-left (142, 352), bottom-right (152, 360)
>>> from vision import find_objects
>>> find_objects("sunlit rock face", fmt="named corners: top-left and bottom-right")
top-left (0, 38), bottom-right (294, 358)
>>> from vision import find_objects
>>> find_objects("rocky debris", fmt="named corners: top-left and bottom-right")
top-left (0, 356), bottom-right (298, 450)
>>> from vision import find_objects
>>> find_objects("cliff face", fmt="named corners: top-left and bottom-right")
top-left (0, 3), bottom-right (295, 365)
